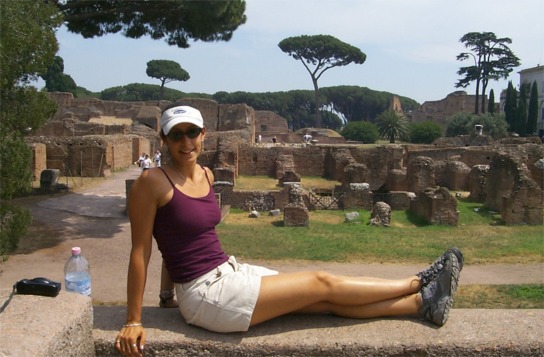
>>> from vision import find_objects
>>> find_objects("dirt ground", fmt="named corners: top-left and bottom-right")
top-left (1, 165), bottom-right (542, 306)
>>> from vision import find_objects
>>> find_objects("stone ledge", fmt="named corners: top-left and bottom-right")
top-left (0, 290), bottom-right (94, 357)
top-left (94, 306), bottom-right (543, 356)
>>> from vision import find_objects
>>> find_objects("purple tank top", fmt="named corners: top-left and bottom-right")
top-left (153, 167), bottom-right (228, 283)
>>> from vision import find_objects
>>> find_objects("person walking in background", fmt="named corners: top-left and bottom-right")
top-left (153, 149), bottom-right (162, 167)
top-left (115, 104), bottom-right (463, 356)
top-left (140, 154), bottom-right (152, 171)
top-left (136, 152), bottom-right (146, 167)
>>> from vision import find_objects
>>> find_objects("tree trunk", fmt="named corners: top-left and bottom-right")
top-left (160, 79), bottom-right (166, 100)
top-left (312, 78), bottom-right (321, 128)
top-left (474, 78), bottom-right (481, 114)
top-left (480, 83), bottom-right (488, 113)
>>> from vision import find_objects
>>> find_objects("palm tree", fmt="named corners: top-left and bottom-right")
top-left (376, 109), bottom-right (410, 143)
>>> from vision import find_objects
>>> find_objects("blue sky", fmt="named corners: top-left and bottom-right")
top-left (50, 0), bottom-right (544, 104)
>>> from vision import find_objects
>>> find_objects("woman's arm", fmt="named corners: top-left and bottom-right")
top-left (117, 170), bottom-right (160, 355)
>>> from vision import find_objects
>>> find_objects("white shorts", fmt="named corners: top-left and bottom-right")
top-left (175, 256), bottom-right (278, 332)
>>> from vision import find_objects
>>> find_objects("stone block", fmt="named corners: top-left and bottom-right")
top-left (407, 156), bottom-right (436, 194)
top-left (468, 164), bottom-right (489, 202)
top-left (444, 160), bottom-right (471, 190)
top-left (0, 290), bottom-right (94, 357)
top-left (213, 167), bottom-right (236, 184)
top-left (40, 169), bottom-right (60, 189)
top-left (283, 205), bottom-right (309, 227)
top-left (369, 201), bottom-right (391, 226)
top-left (279, 171), bottom-right (301, 186)
top-left (410, 186), bottom-right (459, 225)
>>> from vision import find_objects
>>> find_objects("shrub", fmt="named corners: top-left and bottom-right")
top-left (0, 203), bottom-right (31, 256)
top-left (341, 121), bottom-right (379, 143)
top-left (445, 112), bottom-right (508, 139)
top-left (409, 121), bottom-right (443, 144)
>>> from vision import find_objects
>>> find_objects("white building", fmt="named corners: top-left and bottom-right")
top-left (519, 65), bottom-right (544, 137)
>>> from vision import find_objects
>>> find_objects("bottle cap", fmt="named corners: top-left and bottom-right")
top-left (71, 247), bottom-right (81, 255)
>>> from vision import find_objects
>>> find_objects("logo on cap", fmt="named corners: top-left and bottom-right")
top-left (173, 109), bottom-right (187, 115)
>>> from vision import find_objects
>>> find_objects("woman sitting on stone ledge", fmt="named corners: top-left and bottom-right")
top-left (115, 104), bottom-right (463, 356)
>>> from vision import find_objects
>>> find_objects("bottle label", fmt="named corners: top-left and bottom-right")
top-left (65, 271), bottom-right (91, 296)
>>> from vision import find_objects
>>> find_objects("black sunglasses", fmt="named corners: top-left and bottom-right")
top-left (166, 127), bottom-right (202, 141)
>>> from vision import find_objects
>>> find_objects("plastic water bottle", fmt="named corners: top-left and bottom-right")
top-left (64, 247), bottom-right (91, 296)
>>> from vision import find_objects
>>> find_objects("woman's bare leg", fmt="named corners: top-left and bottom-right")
top-left (159, 260), bottom-right (178, 308)
top-left (160, 260), bottom-right (174, 291)
top-left (295, 293), bottom-right (421, 319)
top-left (251, 271), bottom-right (421, 326)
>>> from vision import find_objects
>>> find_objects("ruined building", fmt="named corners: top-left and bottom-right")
top-left (410, 91), bottom-right (498, 130)
top-left (26, 92), bottom-right (544, 225)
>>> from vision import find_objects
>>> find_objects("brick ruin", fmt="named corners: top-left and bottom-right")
top-left (25, 92), bottom-right (544, 225)
top-left (409, 90), bottom-right (500, 130)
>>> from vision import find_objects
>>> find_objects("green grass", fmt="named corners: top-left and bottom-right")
top-left (218, 200), bottom-right (543, 264)
top-left (220, 176), bottom-right (544, 309)
top-left (456, 285), bottom-right (544, 309)
top-left (216, 201), bottom-right (543, 309)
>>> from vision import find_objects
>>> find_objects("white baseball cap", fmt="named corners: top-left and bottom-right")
top-left (160, 105), bottom-right (204, 135)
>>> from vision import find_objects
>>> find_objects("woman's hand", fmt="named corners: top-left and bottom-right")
top-left (115, 324), bottom-right (146, 356)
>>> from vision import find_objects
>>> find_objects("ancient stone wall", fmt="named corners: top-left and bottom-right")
top-left (225, 190), bottom-right (277, 211)
top-left (34, 116), bottom-right (132, 137)
top-left (32, 95), bottom-right (258, 177)
top-left (468, 165), bottom-right (489, 202)
top-left (28, 142), bottom-right (47, 180)
top-left (485, 153), bottom-right (544, 225)
top-left (327, 149), bottom-right (357, 182)
top-left (302, 128), bottom-right (347, 145)
top-left (341, 163), bottom-right (368, 189)
top-left (406, 156), bottom-right (436, 194)
top-left (275, 155), bottom-right (295, 179)
top-left (341, 189), bottom-right (373, 210)
top-left (531, 159), bottom-right (544, 190)
top-left (441, 160), bottom-right (471, 191)
top-left (433, 135), bottom-right (495, 147)
top-left (351, 146), bottom-right (406, 190)
top-left (132, 137), bottom-right (151, 164)
top-left (219, 103), bottom-right (254, 133)
top-left (179, 98), bottom-right (220, 131)
top-left (255, 110), bottom-right (288, 135)
top-left (410, 186), bottom-right (459, 225)
top-left (27, 135), bottom-right (135, 177)
top-left (410, 91), bottom-right (498, 129)
top-left (135, 106), bottom-right (161, 130)
top-left (406, 146), bottom-right (494, 169)
top-left (237, 145), bottom-right (325, 177)
top-left (372, 191), bottom-right (415, 210)
top-left (48, 91), bottom-right (73, 107)
top-left (390, 95), bottom-right (403, 113)
top-left (502, 176), bottom-right (544, 225)
top-left (385, 169), bottom-right (408, 191)
top-left (485, 154), bottom-right (524, 211)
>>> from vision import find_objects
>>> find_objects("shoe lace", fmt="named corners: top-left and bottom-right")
top-left (417, 257), bottom-right (445, 286)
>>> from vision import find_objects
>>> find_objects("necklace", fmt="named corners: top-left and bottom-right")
top-left (172, 165), bottom-right (194, 185)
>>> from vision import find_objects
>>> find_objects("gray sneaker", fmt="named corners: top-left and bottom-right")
top-left (417, 247), bottom-right (464, 287)
top-left (419, 252), bottom-right (461, 326)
